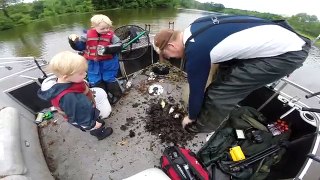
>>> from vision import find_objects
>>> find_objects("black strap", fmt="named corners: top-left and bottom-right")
top-left (185, 23), bottom-right (214, 49)
top-left (182, 15), bottom-right (310, 71)
top-left (184, 15), bottom-right (309, 49)
top-left (184, 15), bottom-right (270, 48)
top-left (183, 15), bottom-right (270, 69)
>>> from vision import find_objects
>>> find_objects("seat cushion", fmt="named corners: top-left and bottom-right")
top-left (0, 107), bottom-right (27, 176)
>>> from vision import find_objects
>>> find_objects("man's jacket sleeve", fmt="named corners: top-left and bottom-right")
top-left (186, 51), bottom-right (211, 120)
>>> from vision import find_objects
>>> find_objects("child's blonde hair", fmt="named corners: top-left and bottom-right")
top-left (49, 51), bottom-right (88, 77)
top-left (91, 14), bottom-right (112, 28)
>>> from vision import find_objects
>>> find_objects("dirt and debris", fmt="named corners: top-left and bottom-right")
top-left (126, 117), bottom-right (135, 125)
top-left (120, 125), bottom-right (128, 131)
top-left (144, 98), bottom-right (196, 146)
top-left (120, 117), bottom-right (136, 131)
top-left (123, 64), bottom-right (195, 146)
top-left (132, 103), bottom-right (140, 108)
top-left (129, 130), bottom-right (135, 137)
top-left (117, 138), bottom-right (128, 146)
top-left (152, 65), bottom-right (170, 75)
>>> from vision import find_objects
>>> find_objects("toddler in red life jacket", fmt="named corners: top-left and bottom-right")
top-left (37, 51), bottom-right (113, 140)
top-left (68, 14), bottom-right (123, 105)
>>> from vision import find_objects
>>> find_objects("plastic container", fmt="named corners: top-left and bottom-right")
top-left (90, 87), bottom-right (111, 119)
top-left (230, 146), bottom-right (246, 162)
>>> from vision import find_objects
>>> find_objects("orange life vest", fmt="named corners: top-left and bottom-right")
top-left (83, 29), bottom-right (114, 61)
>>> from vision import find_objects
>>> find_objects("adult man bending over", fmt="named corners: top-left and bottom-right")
top-left (154, 15), bottom-right (311, 133)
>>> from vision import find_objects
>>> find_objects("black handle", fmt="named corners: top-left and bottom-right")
top-left (305, 91), bottom-right (320, 99)
top-left (301, 107), bottom-right (320, 113)
top-left (307, 154), bottom-right (320, 163)
top-left (34, 58), bottom-right (48, 78)
top-left (229, 145), bottom-right (278, 168)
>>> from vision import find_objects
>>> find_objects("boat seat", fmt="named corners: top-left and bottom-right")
top-left (0, 175), bottom-right (29, 180)
top-left (123, 168), bottom-right (170, 180)
top-left (0, 107), bottom-right (27, 178)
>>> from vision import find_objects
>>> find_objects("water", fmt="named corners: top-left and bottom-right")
top-left (0, 8), bottom-right (319, 106)
top-left (0, 8), bottom-right (214, 60)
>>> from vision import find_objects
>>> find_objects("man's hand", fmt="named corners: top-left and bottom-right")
top-left (69, 34), bottom-right (79, 41)
top-left (182, 116), bottom-right (194, 128)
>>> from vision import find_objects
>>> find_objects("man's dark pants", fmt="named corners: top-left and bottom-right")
top-left (196, 44), bottom-right (311, 132)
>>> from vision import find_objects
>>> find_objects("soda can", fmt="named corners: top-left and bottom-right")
top-left (97, 45), bottom-right (105, 56)
top-left (35, 112), bottom-right (44, 124)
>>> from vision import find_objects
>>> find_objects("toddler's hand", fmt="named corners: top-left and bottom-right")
top-left (93, 121), bottom-right (102, 129)
top-left (69, 34), bottom-right (79, 41)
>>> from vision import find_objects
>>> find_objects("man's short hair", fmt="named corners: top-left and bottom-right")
top-left (154, 29), bottom-right (174, 51)
top-left (91, 14), bottom-right (112, 28)
top-left (154, 29), bottom-right (180, 61)
top-left (49, 51), bottom-right (88, 76)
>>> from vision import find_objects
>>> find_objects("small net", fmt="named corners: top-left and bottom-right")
top-left (114, 25), bottom-right (150, 61)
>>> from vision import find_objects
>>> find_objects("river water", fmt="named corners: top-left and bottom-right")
top-left (0, 8), bottom-right (213, 59)
top-left (0, 8), bottom-right (319, 106)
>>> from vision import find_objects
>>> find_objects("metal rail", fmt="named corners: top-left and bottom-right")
top-left (281, 78), bottom-right (320, 101)
top-left (0, 57), bottom-right (47, 82)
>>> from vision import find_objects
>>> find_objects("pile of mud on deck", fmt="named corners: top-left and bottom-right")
top-left (144, 98), bottom-right (196, 146)
top-left (119, 63), bottom-right (198, 146)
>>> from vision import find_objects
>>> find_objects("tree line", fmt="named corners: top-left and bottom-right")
top-left (1, 0), bottom-right (319, 45)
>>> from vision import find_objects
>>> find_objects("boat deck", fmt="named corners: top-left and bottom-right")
top-left (38, 63), bottom-right (207, 180)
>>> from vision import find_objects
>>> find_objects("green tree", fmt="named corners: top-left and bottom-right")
top-left (0, 16), bottom-right (13, 29)
top-left (290, 13), bottom-right (318, 23)
top-left (30, 1), bottom-right (44, 19)
top-left (75, 0), bottom-right (93, 12)
top-left (42, 0), bottom-right (63, 16)
top-left (180, 0), bottom-right (193, 8)
top-left (63, 0), bottom-right (77, 12)
top-left (288, 13), bottom-right (320, 37)
top-left (0, 0), bottom-right (22, 19)
top-left (91, 0), bottom-right (111, 10)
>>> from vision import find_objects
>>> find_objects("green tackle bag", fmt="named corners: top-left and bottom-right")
top-left (197, 106), bottom-right (291, 180)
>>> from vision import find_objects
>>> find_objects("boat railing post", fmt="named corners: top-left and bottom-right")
top-left (145, 24), bottom-right (154, 64)
top-left (281, 78), bottom-right (320, 101)
top-left (257, 80), bottom-right (288, 111)
top-left (19, 75), bottom-right (41, 86)
top-left (312, 34), bottom-right (320, 45)
top-left (169, 22), bottom-right (174, 30)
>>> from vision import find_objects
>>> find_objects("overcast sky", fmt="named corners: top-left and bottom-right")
top-left (197, 0), bottom-right (319, 18)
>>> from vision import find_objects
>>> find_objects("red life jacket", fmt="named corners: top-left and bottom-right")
top-left (83, 29), bottom-right (114, 61)
top-left (51, 81), bottom-right (95, 120)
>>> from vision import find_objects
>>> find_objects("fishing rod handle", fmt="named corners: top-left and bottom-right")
top-left (305, 91), bottom-right (320, 99)
top-left (301, 107), bottom-right (320, 113)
